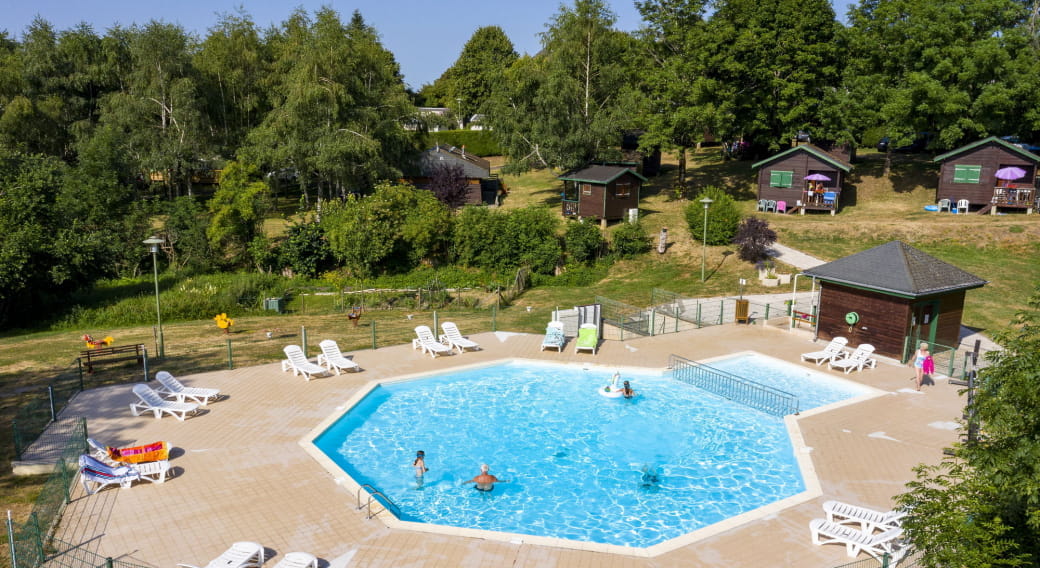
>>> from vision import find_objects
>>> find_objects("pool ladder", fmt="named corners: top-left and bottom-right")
top-left (356, 484), bottom-right (401, 520)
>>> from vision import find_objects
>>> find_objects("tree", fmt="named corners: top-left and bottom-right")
top-left (207, 160), bottom-right (271, 264)
top-left (635, 0), bottom-right (713, 193)
top-left (427, 162), bottom-right (470, 209)
top-left (485, 0), bottom-right (638, 172)
top-left (684, 186), bottom-right (741, 245)
top-left (277, 222), bottom-right (333, 278)
top-left (896, 286), bottom-right (1040, 566)
top-left (700, 0), bottom-right (844, 151)
top-left (610, 220), bottom-right (650, 258)
top-left (437, 26), bottom-right (518, 126)
top-left (732, 216), bottom-right (777, 262)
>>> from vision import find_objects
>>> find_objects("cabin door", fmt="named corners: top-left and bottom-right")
top-left (909, 300), bottom-right (939, 352)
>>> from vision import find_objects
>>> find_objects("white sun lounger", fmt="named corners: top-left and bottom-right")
top-left (130, 384), bottom-right (199, 420)
top-left (829, 343), bottom-right (878, 374)
top-left (281, 345), bottom-right (328, 380)
top-left (823, 500), bottom-right (907, 533)
top-left (317, 339), bottom-right (361, 374)
top-left (155, 371), bottom-right (221, 406)
top-left (541, 321), bottom-right (565, 352)
top-left (810, 518), bottom-right (904, 559)
top-left (273, 552), bottom-right (318, 568)
top-left (178, 541), bottom-right (265, 568)
top-left (413, 325), bottom-right (452, 358)
top-left (800, 337), bottom-right (848, 365)
top-left (439, 322), bottom-right (480, 353)
top-left (78, 454), bottom-right (169, 494)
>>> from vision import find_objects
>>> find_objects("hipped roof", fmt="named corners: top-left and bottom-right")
top-left (802, 241), bottom-right (987, 298)
top-left (558, 164), bottom-right (647, 184)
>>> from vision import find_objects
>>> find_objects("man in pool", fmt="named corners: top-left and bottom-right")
top-left (463, 464), bottom-right (508, 492)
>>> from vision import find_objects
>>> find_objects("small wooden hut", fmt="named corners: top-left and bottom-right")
top-left (558, 165), bottom-right (646, 226)
top-left (933, 136), bottom-right (1040, 214)
top-left (751, 145), bottom-right (852, 215)
top-left (408, 144), bottom-right (501, 205)
top-left (801, 241), bottom-right (986, 360)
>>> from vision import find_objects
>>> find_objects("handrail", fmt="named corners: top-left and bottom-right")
top-left (669, 354), bottom-right (799, 417)
top-left (356, 484), bottom-right (401, 520)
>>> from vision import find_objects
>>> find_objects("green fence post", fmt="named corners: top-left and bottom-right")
top-left (948, 348), bottom-right (955, 377)
top-left (765, 304), bottom-right (770, 321)
top-left (142, 348), bottom-right (149, 382)
top-left (492, 305), bottom-right (497, 332)
top-left (433, 311), bottom-right (439, 335)
top-left (371, 320), bottom-right (377, 350)
top-left (107, 557), bottom-right (115, 568)
top-left (718, 300), bottom-right (724, 325)
top-left (881, 552), bottom-right (890, 568)
top-left (301, 326), bottom-right (307, 356)
top-left (77, 358), bottom-right (84, 391)
top-left (60, 456), bottom-right (71, 503)
top-left (226, 338), bottom-right (233, 370)
top-left (696, 303), bottom-right (702, 328)
top-left (649, 309), bottom-right (655, 337)
top-left (30, 512), bottom-right (44, 562)
top-left (48, 386), bottom-right (56, 423)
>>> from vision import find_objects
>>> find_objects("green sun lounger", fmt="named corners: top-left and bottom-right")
top-left (575, 323), bottom-right (599, 354)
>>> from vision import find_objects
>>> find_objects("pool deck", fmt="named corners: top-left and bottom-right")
top-left (53, 324), bottom-right (964, 567)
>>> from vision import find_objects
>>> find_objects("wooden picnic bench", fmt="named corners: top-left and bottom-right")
top-left (79, 344), bottom-right (146, 373)
top-left (792, 310), bottom-right (817, 327)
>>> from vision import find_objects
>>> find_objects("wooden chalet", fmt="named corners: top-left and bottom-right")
top-left (751, 145), bottom-right (852, 215)
top-left (410, 144), bottom-right (501, 205)
top-left (558, 165), bottom-right (646, 226)
top-left (933, 136), bottom-right (1040, 214)
top-left (801, 241), bottom-right (987, 361)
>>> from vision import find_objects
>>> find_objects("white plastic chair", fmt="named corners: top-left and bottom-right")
top-left (810, 518), bottom-right (904, 559)
top-left (178, 541), bottom-right (265, 568)
top-left (281, 345), bottom-right (328, 380)
top-left (439, 322), bottom-right (480, 353)
top-left (957, 198), bottom-right (970, 213)
top-left (414, 325), bottom-right (452, 358)
top-left (823, 500), bottom-right (906, 533)
top-left (828, 344), bottom-right (877, 374)
top-left (155, 371), bottom-right (220, 406)
top-left (800, 337), bottom-right (848, 365)
top-left (316, 339), bottom-right (361, 374)
top-left (130, 384), bottom-right (199, 420)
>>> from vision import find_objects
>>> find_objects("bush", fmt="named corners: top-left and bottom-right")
top-left (611, 221), bottom-right (650, 258)
top-left (684, 186), bottom-right (741, 246)
top-left (564, 220), bottom-right (604, 264)
top-left (421, 130), bottom-right (502, 156)
top-left (531, 261), bottom-right (609, 287)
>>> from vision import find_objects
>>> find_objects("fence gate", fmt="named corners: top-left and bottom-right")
top-left (595, 296), bottom-right (649, 337)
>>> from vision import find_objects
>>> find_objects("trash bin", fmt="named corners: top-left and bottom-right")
top-left (264, 297), bottom-right (285, 314)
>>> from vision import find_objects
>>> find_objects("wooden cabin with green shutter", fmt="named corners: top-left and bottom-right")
top-left (933, 136), bottom-right (1040, 214)
top-left (751, 144), bottom-right (851, 215)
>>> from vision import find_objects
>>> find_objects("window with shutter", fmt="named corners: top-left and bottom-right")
top-left (952, 165), bottom-right (981, 184)
top-left (769, 170), bottom-right (793, 188)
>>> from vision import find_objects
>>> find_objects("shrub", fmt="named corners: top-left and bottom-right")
top-left (564, 220), bottom-right (605, 264)
top-left (684, 186), bottom-right (741, 246)
top-left (733, 216), bottom-right (778, 262)
top-left (611, 221), bottom-right (650, 258)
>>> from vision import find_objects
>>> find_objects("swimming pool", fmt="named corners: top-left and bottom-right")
top-left (311, 356), bottom-right (871, 549)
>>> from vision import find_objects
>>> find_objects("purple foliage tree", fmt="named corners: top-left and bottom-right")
top-left (732, 216), bottom-right (777, 262)
top-left (429, 163), bottom-right (471, 209)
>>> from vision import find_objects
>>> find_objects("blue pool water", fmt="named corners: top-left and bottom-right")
top-left (313, 356), bottom-right (869, 548)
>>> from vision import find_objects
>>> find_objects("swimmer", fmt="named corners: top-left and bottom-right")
top-left (640, 465), bottom-right (660, 487)
top-left (620, 380), bottom-right (636, 398)
top-left (413, 450), bottom-right (428, 478)
top-left (463, 464), bottom-right (508, 492)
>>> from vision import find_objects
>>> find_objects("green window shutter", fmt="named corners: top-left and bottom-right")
top-left (953, 165), bottom-right (981, 184)
top-left (769, 170), bottom-right (793, 188)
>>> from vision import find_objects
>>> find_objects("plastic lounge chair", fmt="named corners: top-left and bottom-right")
top-left (88, 438), bottom-right (169, 465)
top-left (575, 323), bottom-right (599, 354)
top-left (439, 322), bottom-right (480, 353)
top-left (273, 552), bottom-right (318, 568)
top-left (155, 371), bottom-right (220, 406)
top-left (937, 198), bottom-right (951, 212)
top-left (957, 198), bottom-right (970, 213)
top-left (281, 345), bottom-right (328, 380)
top-left (541, 321), bottom-right (566, 352)
top-left (79, 454), bottom-right (169, 494)
top-left (809, 518), bottom-right (904, 559)
top-left (316, 339), bottom-right (361, 374)
top-left (178, 541), bottom-right (265, 568)
top-left (130, 384), bottom-right (199, 421)
top-left (829, 344), bottom-right (877, 374)
top-left (413, 325), bottom-right (452, 358)
top-left (823, 500), bottom-right (907, 533)
top-left (800, 337), bottom-right (848, 365)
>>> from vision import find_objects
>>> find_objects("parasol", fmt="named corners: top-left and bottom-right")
top-left (995, 166), bottom-right (1027, 181)
top-left (804, 173), bottom-right (831, 181)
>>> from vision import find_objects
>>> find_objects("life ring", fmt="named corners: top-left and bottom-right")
top-left (845, 312), bottom-right (860, 325)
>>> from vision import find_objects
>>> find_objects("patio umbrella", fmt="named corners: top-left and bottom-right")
top-left (804, 173), bottom-right (831, 181)
top-left (995, 166), bottom-right (1027, 181)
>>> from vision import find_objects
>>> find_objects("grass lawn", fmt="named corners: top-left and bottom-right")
top-left (2, 146), bottom-right (1039, 536)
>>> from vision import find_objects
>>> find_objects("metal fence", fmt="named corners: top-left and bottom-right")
top-left (903, 336), bottom-right (996, 379)
top-left (4, 418), bottom-right (86, 568)
top-left (669, 354), bottom-right (800, 417)
top-left (596, 296), bottom-right (649, 337)
top-left (828, 548), bottom-right (923, 568)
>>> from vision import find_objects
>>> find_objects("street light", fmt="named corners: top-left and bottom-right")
top-left (143, 236), bottom-right (165, 358)
top-left (455, 97), bottom-right (464, 129)
top-left (700, 197), bottom-right (713, 282)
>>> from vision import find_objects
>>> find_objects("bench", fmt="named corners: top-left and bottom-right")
top-left (80, 344), bottom-right (146, 373)
top-left (792, 310), bottom-right (817, 327)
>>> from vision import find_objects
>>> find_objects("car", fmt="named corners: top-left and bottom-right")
top-left (876, 133), bottom-right (932, 153)
top-left (1000, 135), bottom-right (1040, 153)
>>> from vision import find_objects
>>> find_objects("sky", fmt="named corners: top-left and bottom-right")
top-left (3, 0), bottom-right (859, 91)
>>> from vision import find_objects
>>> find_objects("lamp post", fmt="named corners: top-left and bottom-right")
top-left (143, 236), bottom-right (165, 358)
top-left (455, 97), bottom-right (464, 129)
top-left (700, 197), bottom-right (713, 282)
